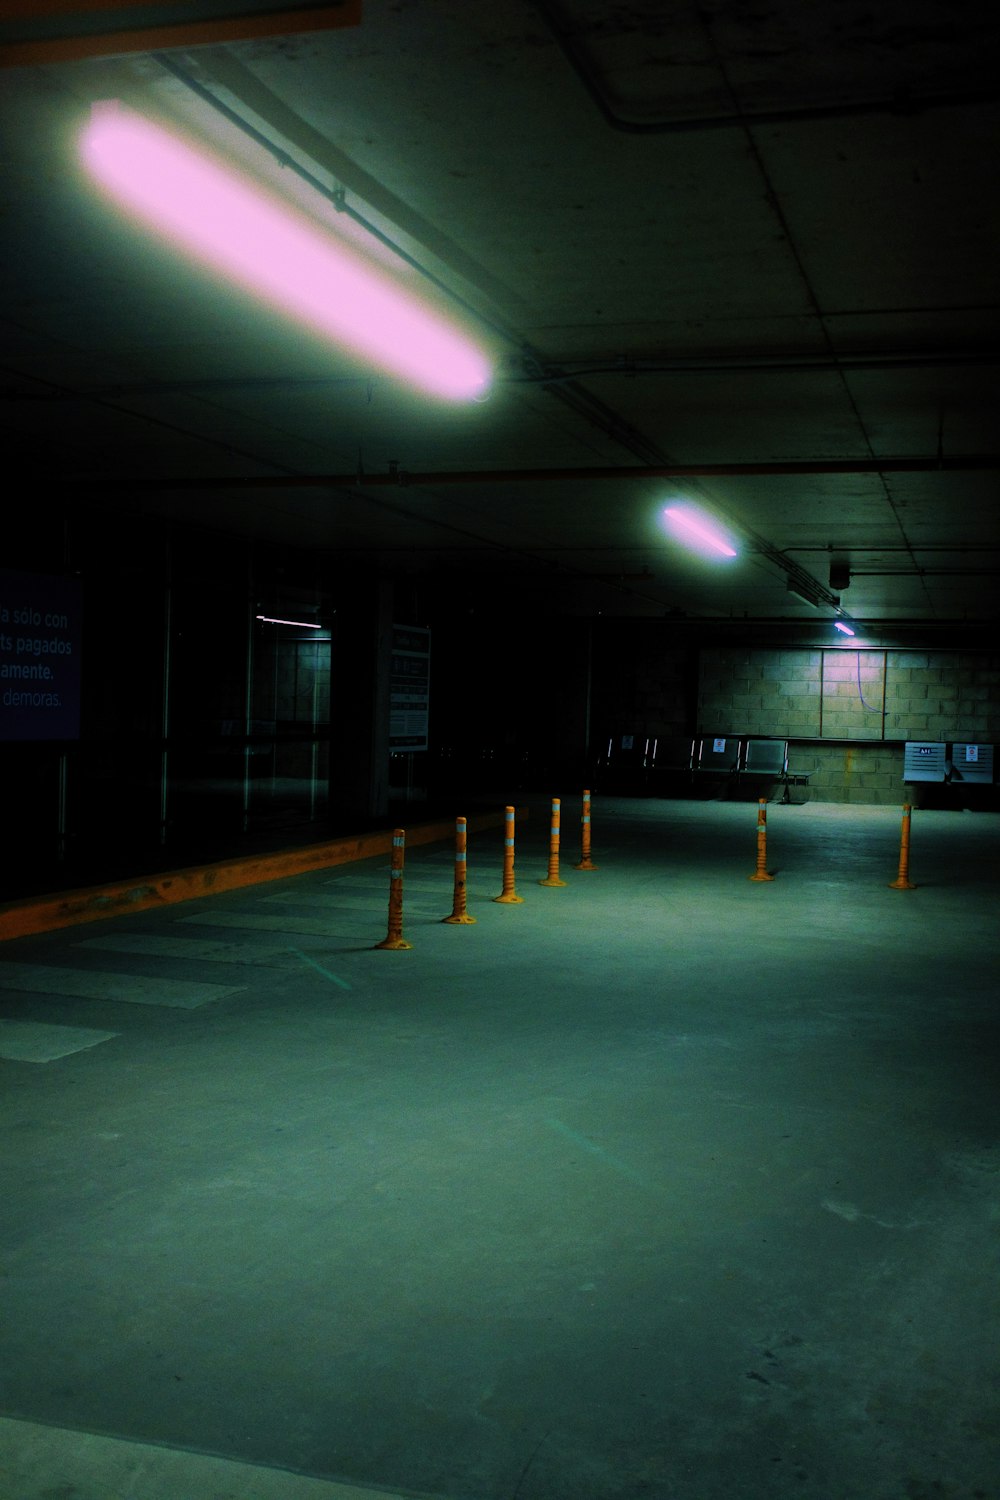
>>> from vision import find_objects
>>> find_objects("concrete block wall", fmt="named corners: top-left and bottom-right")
top-left (699, 648), bottom-right (822, 736)
top-left (884, 652), bottom-right (1000, 740)
top-left (793, 743), bottom-right (904, 805)
top-left (698, 647), bottom-right (1000, 805)
top-left (820, 651), bottom-right (885, 740)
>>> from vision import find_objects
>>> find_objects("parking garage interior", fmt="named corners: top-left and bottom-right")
top-left (2, 5), bottom-right (999, 1499)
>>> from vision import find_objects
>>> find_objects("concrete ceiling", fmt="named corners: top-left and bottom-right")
top-left (2, 0), bottom-right (999, 641)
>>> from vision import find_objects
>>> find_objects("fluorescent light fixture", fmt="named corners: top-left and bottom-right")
top-left (256, 614), bottom-right (322, 629)
top-left (834, 620), bottom-right (856, 636)
top-left (79, 102), bottom-right (491, 402)
top-left (663, 505), bottom-right (737, 558)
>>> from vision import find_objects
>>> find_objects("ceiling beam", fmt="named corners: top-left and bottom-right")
top-left (88, 454), bottom-right (1000, 491)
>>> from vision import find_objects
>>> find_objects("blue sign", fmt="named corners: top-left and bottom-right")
top-left (0, 569), bottom-right (82, 740)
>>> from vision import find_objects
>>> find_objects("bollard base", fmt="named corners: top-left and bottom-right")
top-left (889, 878), bottom-right (916, 890)
top-left (374, 935), bottom-right (413, 950)
top-left (749, 871), bottom-right (775, 882)
top-left (493, 892), bottom-right (524, 904)
top-left (442, 913), bottom-right (477, 924)
top-left (574, 859), bottom-right (598, 870)
top-left (539, 877), bottom-right (568, 887)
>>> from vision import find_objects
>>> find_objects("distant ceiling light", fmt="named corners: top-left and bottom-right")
top-left (79, 102), bottom-right (492, 402)
top-left (663, 505), bottom-right (737, 558)
top-left (256, 615), bottom-right (322, 629)
top-left (834, 620), bottom-right (856, 635)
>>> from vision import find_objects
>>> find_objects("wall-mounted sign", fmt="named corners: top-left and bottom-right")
top-left (903, 741), bottom-right (947, 782)
top-left (0, 569), bottom-right (82, 741)
top-left (951, 743), bottom-right (993, 784)
top-left (389, 625), bottom-right (430, 752)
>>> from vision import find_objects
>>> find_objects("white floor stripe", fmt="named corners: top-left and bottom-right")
top-left (0, 1019), bottom-right (118, 1062)
top-left (0, 1416), bottom-right (408, 1500)
top-left (322, 876), bottom-right (450, 891)
top-left (77, 934), bottom-right (301, 968)
top-left (0, 963), bottom-right (245, 1010)
top-left (261, 890), bottom-right (440, 912)
top-left (180, 911), bottom-right (369, 937)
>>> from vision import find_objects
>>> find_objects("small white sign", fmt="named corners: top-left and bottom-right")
top-left (713, 737), bottom-right (726, 753)
top-left (966, 744), bottom-right (979, 762)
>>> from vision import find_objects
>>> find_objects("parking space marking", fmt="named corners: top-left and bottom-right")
top-left (0, 1019), bottom-right (119, 1062)
top-left (0, 963), bottom-right (245, 1010)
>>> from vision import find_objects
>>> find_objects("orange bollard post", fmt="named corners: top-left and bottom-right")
top-left (443, 816), bottom-right (477, 924)
top-left (889, 803), bottom-right (917, 889)
top-left (749, 797), bottom-right (775, 882)
top-left (374, 828), bottom-right (413, 949)
top-left (574, 788), bottom-right (598, 870)
top-left (493, 805), bottom-right (524, 904)
top-left (539, 797), bottom-right (568, 887)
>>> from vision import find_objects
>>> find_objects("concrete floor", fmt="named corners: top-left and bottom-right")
top-left (1, 797), bottom-right (998, 1500)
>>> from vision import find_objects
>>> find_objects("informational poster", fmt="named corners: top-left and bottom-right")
top-left (0, 569), bottom-right (82, 740)
top-left (389, 625), bottom-right (430, 751)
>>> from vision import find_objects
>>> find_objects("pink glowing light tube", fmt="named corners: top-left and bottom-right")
top-left (80, 102), bottom-right (492, 402)
top-left (663, 505), bottom-right (737, 557)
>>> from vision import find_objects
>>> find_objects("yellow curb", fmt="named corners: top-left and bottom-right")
top-left (0, 808), bottom-right (527, 943)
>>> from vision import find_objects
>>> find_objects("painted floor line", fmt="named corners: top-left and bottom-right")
top-left (180, 912), bottom-right (366, 938)
top-left (0, 963), bottom-right (245, 1010)
top-left (76, 934), bottom-right (301, 969)
top-left (545, 1116), bottom-right (653, 1190)
top-left (290, 947), bottom-right (353, 989)
top-left (0, 1415), bottom-right (410, 1500)
top-left (262, 891), bottom-right (439, 913)
top-left (0, 1019), bottom-right (119, 1063)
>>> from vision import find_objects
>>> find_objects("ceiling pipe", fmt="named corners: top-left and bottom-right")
top-left (513, 349), bottom-right (1000, 382)
top-left (93, 454), bottom-right (1000, 491)
top-left (9, 349), bottom-right (995, 403)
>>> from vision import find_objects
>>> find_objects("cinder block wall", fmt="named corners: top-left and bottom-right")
top-left (698, 648), bottom-right (1000, 805)
top-left (795, 743), bottom-right (904, 805)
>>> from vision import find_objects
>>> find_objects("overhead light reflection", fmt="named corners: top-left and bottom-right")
top-left (663, 505), bottom-right (737, 558)
top-left (79, 102), bottom-right (492, 401)
top-left (256, 615), bottom-right (322, 629)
